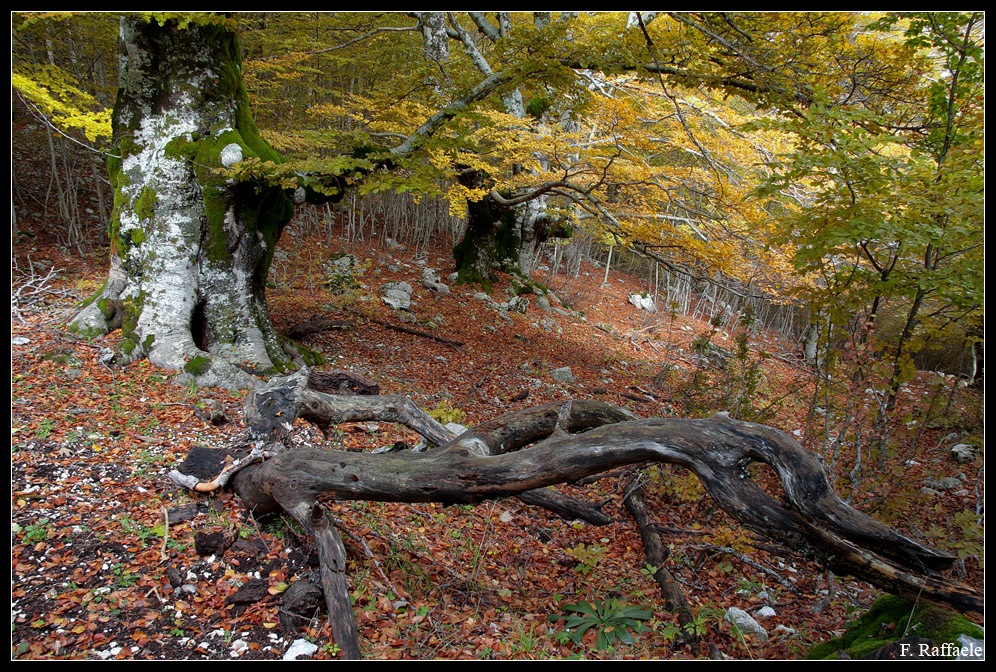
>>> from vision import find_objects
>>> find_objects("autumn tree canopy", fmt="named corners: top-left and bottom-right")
top-left (12, 11), bottom-right (984, 391)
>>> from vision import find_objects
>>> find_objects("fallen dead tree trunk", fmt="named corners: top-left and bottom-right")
top-left (170, 370), bottom-right (982, 658)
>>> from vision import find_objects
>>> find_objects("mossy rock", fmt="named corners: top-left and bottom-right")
top-left (42, 350), bottom-right (82, 367)
top-left (806, 595), bottom-right (984, 660)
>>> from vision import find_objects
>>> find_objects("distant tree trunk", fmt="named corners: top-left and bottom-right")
top-left (451, 172), bottom-right (521, 288)
top-left (68, 16), bottom-right (300, 388)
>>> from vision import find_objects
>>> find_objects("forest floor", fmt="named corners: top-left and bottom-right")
top-left (11, 215), bottom-right (985, 660)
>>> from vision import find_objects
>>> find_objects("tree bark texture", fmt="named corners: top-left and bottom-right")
top-left (452, 171), bottom-right (522, 288)
top-left (68, 16), bottom-right (297, 388)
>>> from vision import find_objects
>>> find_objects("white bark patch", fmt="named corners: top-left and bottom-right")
top-left (117, 94), bottom-right (207, 370)
top-left (220, 143), bottom-right (243, 167)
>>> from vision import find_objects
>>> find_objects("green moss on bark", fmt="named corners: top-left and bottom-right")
top-left (806, 595), bottom-right (984, 660)
top-left (120, 294), bottom-right (145, 342)
top-left (453, 194), bottom-right (519, 291)
top-left (120, 338), bottom-right (138, 355)
top-left (134, 186), bottom-right (158, 221)
top-left (298, 345), bottom-right (325, 368)
top-left (183, 355), bottom-right (212, 376)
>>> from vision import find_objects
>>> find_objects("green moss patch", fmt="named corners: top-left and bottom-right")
top-left (183, 355), bottom-right (212, 377)
top-left (806, 595), bottom-right (984, 660)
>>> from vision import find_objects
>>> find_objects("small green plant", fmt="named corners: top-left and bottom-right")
top-left (658, 607), bottom-right (723, 641)
top-left (17, 519), bottom-right (53, 543)
top-left (565, 542), bottom-right (606, 576)
top-left (510, 621), bottom-right (540, 657)
top-left (429, 400), bottom-right (465, 425)
top-left (110, 563), bottom-right (140, 588)
top-left (550, 598), bottom-right (652, 651)
top-left (35, 418), bottom-right (56, 439)
top-left (737, 577), bottom-right (766, 596)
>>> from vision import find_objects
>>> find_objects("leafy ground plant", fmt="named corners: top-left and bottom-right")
top-left (550, 598), bottom-right (652, 651)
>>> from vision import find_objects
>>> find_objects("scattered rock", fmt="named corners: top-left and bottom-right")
top-left (922, 476), bottom-right (963, 490)
top-left (725, 606), bottom-right (768, 641)
top-left (421, 268), bottom-right (450, 294)
top-left (956, 634), bottom-right (985, 660)
top-left (950, 443), bottom-right (980, 464)
top-left (537, 316), bottom-right (561, 333)
top-left (693, 341), bottom-right (733, 368)
top-left (283, 639), bottom-right (319, 661)
top-left (503, 296), bottom-right (529, 314)
top-left (628, 293), bottom-right (656, 312)
top-left (380, 281), bottom-right (413, 310)
top-left (551, 367), bottom-right (574, 384)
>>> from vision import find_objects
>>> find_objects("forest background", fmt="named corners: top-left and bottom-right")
top-left (11, 11), bottom-right (984, 660)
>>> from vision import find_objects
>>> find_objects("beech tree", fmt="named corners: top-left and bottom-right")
top-left (54, 13), bottom-right (966, 383)
top-left (754, 11), bottom-right (985, 408)
top-left (66, 15), bottom-right (308, 387)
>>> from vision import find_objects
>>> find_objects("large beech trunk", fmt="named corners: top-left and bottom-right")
top-left (68, 16), bottom-right (299, 389)
top-left (172, 371), bottom-right (981, 658)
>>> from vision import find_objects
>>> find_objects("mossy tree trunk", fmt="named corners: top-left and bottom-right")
top-left (451, 173), bottom-right (521, 289)
top-left (451, 171), bottom-right (565, 289)
top-left (69, 16), bottom-right (300, 388)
